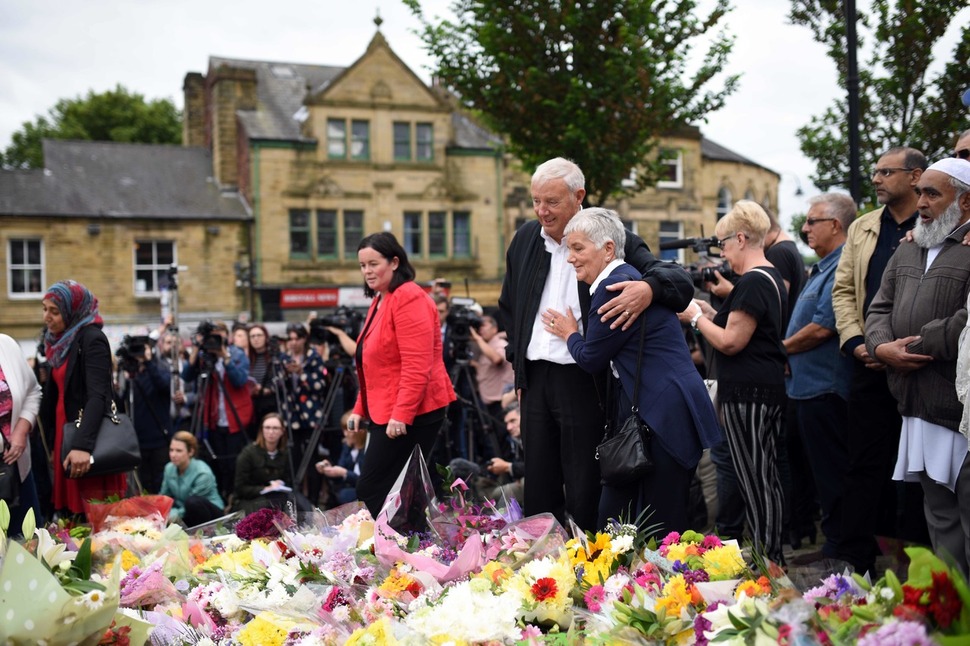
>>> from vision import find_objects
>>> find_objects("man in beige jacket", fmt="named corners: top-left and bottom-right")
top-left (832, 146), bottom-right (928, 574)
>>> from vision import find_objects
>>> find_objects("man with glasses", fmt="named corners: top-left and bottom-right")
top-left (832, 146), bottom-right (929, 575)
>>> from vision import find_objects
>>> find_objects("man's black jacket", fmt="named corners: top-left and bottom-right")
top-left (498, 219), bottom-right (693, 390)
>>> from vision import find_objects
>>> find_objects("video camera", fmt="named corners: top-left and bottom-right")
top-left (116, 335), bottom-right (153, 373)
top-left (308, 306), bottom-right (364, 346)
top-left (446, 297), bottom-right (482, 362)
top-left (194, 320), bottom-right (227, 364)
top-left (658, 235), bottom-right (738, 289)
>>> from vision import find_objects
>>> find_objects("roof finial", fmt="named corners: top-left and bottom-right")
top-left (374, 9), bottom-right (383, 31)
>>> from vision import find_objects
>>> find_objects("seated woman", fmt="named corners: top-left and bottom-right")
top-left (233, 413), bottom-right (312, 514)
top-left (159, 431), bottom-right (225, 527)
top-left (543, 207), bottom-right (721, 535)
top-left (316, 411), bottom-right (366, 506)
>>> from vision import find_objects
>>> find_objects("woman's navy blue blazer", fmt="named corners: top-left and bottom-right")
top-left (566, 263), bottom-right (721, 469)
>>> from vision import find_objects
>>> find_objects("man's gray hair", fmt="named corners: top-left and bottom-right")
top-left (563, 207), bottom-right (626, 259)
top-left (808, 192), bottom-right (857, 231)
top-left (952, 176), bottom-right (970, 202)
top-left (532, 157), bottom-right (586, 192)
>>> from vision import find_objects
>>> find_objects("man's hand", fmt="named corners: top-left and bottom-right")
top-left (599, 281), bottom-right (653, 330)
top-left (873, 336), bottom-right (933, 373)
top-left (852, 344), bottom-right (885, 370)
top-left (487, 457), bottom-right (512, 476)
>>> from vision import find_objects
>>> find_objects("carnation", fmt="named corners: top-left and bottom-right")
top-left (236, 508), bottom-right (294, 541)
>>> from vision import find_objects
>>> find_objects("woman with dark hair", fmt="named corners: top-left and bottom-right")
top-left (159, 430), bottom-right (224, 526)
top-left (247, 324), bottom-right (280, 424)
top-left (349, 232), bottom-right (455, 517)
top-left (40, 280), bottom-right (128, 517)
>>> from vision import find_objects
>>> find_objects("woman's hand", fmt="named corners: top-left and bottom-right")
top-left (63, 449), bottom-right (92, 478)
top-left (2, 422), bottom-right (29, 465)
top-left (541, 307), bottom-right (579, 340)
top-left (386, 418), bottom-right (407, 439)
top-left (677, 300), bottom-right (703, 324)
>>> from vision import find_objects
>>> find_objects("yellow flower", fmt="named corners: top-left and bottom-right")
top-left (478, 561), bottom-right (511, 587)
top-left (346, 617), bottom-right (398, 645)
top-left (699, 544), bottom-right (746, 580)
top-left (566, 532), bottom-right (616, 585)
top-left (235, 612), bottom-right (293, 646)
top-left (656, 574), bottom-right (692, 617)
top-left (120, 550), bottom-right (141, 571)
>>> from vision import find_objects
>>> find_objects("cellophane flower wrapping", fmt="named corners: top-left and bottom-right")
top-left (84, 494), bottom-right (174, 533)
top-left (373, 446), bottom-right (487, 582)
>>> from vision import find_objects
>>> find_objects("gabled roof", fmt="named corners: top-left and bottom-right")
top-left (0, 140), bottom-right (250, 219)
top-left (701, 137), bottom-right (779, 176)
top-left (210, 56), bottom-right (342, 142)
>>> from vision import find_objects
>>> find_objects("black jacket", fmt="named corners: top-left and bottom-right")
top-left (40, 325), bottom-right (114, 453)
top-left (498, 219), bottom-right (693, 390)
top-left (128, 357), bottom-right (172, 450)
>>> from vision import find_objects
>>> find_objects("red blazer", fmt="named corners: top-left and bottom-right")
top-left (353, 281), bottom-right (456, 424)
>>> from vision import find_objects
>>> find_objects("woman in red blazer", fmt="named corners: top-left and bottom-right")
top-left (348, 232), bottom-right (455, 516)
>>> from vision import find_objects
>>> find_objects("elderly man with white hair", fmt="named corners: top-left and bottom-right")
top-left (865, 157), bottom-right (970, 576)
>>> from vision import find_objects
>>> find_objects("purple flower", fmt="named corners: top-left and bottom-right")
top-left (857, 620), bottom-right (933, 646)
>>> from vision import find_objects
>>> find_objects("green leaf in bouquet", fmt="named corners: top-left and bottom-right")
top-left (68, 537), bottom-right (94, 581)
top-left (885, 568), bottom-right (904, 601)
top-left (0, 499), bottom-right (9, 533)
top-left (850, 571), bottom-right (871, 592)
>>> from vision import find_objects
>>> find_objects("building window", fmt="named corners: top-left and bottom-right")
top-left (403, 211), bottom-right (422, 255)
top-left (658, 221), bottom-right (684, 263)
top-left (744, 189), bottom-right (755, 201)
top-left (428, 211), bottom-right (446, 256)
top-left (656, 149), bottom-right (683, 189)
top-left (762, 192), bottom-right (773, 212)
top-left (453, 211), bottom-right (471, 258)
top-left (343, 210), bottom-right (364, 260)
top-left (327, 119), bottom-right (346, 159)
top-left (289, 209), bottom-right (311, 258)
top-left (134, 240), bottom-right (175, 295)
top-left (620, 219), bottom-right (638, 235)
top-left (351, 120), bottom-right (369, 160)
top-left (393, 122), bottom-right (411, 161)
top-left (416, 123), bottom-right (434, 161)
top-left (7, 238), bottom-right (43, 297)
top-left (716, 187), bottom-right (732, 220)
top-left (316, 209), bottom-right (337, 258)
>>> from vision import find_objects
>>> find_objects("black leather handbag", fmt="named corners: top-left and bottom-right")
top-left (595, 319), bottom-right (654, 485)
top-left (0, 435), bottom-right (21, 506)
top-left (62, 399), bottom-right (141, 477)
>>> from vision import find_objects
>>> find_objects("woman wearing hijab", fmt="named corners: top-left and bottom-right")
top-left (39, 280), bottom-right (127, 517)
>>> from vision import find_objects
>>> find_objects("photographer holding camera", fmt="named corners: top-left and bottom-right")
top-left (469, 314), bottom-right (514, 446)
top-left (117, 335), bottom-right (172, 493)
top-left (182, 321), bottom-right (253, 500)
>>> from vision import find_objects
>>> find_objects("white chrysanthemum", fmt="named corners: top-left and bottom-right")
top-left (331, 605), bottom-right (351, 622)
top-left (404, 580), bottom-right (521, 643)
top-left (611, 534), bottom-right (634, 554)
top-left (211, 584), bottom-right (241, 618)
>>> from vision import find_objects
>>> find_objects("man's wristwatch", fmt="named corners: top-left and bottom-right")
top-left (690, 310), bottom-right (703, 330)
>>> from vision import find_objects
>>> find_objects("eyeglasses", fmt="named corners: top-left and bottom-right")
top-left (872, 167), bottom-right (915, 178)
top-left (955, 149), bottom-right (970, 160)
top-left (717, 233), bottom-right (744, 247)
top-left (804, 217), bottom-right (836, 226)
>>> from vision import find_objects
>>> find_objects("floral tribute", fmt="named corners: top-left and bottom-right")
top-left (0, 470), bottom-right (968, 644)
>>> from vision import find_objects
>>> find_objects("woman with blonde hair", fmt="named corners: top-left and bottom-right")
top-left (678, 200), bottom-right (788, 565)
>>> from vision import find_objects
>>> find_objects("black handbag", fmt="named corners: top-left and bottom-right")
top-left (0, 435), bottom-right (21, 505)
top-left (61, 399), bottom-right (141, 477)
top-left (595, 318), bottom-right (654, 485)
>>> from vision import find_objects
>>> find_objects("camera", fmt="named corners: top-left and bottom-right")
top-left (688, 261), bottom-right (738, 289)
top-left (445, 297), bottom-right (482, 362)
top-left (116, 335), bottom-right (153, 373)
top-left (194, 320), bottom-right (227, 363)
top-left (308, 306), bottom-right (364, 346)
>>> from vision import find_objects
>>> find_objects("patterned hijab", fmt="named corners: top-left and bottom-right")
top-left (43, 280), bottom-right (103, 368)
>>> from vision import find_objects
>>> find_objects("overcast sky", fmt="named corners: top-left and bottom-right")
top-left (1, 1), bottom-right (966, 226)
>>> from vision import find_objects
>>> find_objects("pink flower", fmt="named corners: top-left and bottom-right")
top-left (585, 585), bottom-right (606, 612)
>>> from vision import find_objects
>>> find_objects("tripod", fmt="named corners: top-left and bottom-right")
top-left (443, 357), bottom-right (500, 464)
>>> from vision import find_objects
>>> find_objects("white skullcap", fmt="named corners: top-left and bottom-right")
top-left (927, 157), bottom-right (970, 185)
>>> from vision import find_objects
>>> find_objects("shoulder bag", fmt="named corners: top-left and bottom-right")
top-left (62, 399), bottom-right (141, 477)
top-left (595, 318), bottom-right (654, 485)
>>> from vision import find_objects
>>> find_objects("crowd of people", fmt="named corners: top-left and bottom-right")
top-left (2, 130), bottom-right (969, 580)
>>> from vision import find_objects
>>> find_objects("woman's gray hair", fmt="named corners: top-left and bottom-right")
top-left (563, 207), bottom-right (626, 259)
top-left (532, 157), bottom-right (585, 193)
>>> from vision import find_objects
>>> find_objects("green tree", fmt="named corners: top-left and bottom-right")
top-left (1, 85), bottom-right (182, 169)
top-left (403, 0), bottom-right (738, 204)
top-left (790, 0), bottom-right (970, 206)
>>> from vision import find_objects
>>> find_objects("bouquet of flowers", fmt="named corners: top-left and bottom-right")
top-left (83, 494), bottom-right (173, 533)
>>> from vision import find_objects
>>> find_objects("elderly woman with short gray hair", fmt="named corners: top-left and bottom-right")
top-left (544, 207), bottom-right (720, 535)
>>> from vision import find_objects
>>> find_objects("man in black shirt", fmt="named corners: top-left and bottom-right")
top-left (832, 146), bottom-right (930, 574)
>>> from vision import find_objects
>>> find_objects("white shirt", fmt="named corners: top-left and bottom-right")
top-left (526, 228), bottom-right (583, 364)
top-left (894, 416), bottom-right (967, 491)
top-left (589, 258), bottom-right (625, 295)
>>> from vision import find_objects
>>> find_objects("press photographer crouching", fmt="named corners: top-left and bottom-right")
top-left (181, 321), bottom-right (253, 501)
top-left (448, 403), bottom-right (524, 504)
top-left (116, 334), bottom-right (171, 493)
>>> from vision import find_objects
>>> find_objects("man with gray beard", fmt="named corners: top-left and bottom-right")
top-left (865, 157), bottom-right (970, 576)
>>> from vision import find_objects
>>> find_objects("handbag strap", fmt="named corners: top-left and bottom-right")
top-left (629, 317), bottom-right (648, 413)
top-left (749, 267), bottom-right (783, 323)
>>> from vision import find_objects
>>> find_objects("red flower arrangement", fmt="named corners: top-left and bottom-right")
top-left (234, 507), bottom-right (293, 541)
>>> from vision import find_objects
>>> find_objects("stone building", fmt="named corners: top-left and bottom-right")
top-left (0, 24), bottom-right (779, 344)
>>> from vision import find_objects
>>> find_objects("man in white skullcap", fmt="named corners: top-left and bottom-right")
top-left (865, 157), bottom-right (970, 576)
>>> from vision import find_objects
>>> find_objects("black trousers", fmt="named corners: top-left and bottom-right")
top-left (521, 361), bottom-right (603, 531)
top-left (840, 361), bottom-right (929, 570)
top-left (356, 407), bottom-right (446, 519)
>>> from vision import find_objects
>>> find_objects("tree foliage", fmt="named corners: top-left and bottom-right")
top-left (790, 0), bottom-right (970, 206)
top-left (1, 85), bottom-right (182, 169)
top-left (404, 0), bottom-right (739, 204)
